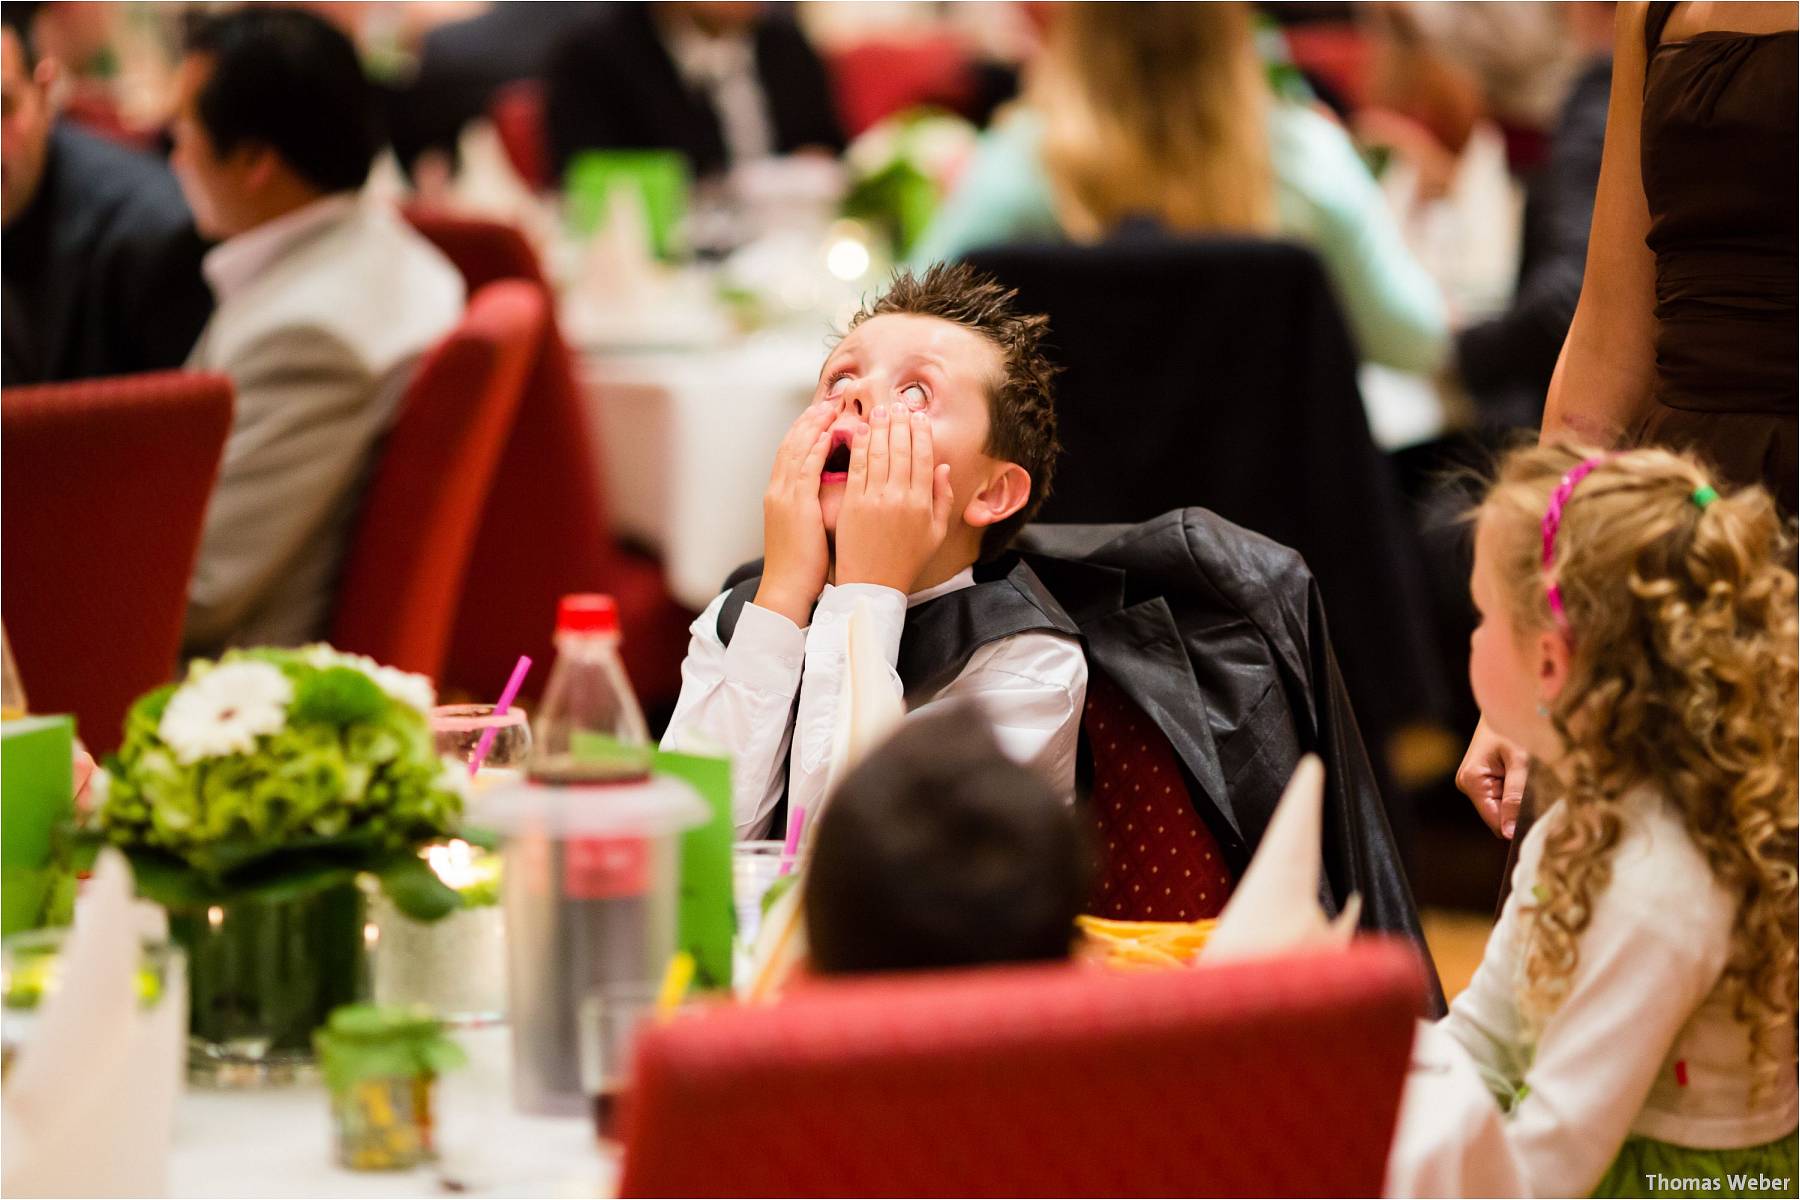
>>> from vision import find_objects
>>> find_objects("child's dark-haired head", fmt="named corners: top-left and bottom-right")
top-left (804, 706), bottom-right (1090, 975)
top-left (847, 264), bottom-right (1060, 561)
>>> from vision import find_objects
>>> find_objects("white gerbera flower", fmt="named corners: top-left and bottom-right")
top-left (158, 662), bottom-right (293, 764)
top-left (367, 663), bottom-right (435, 714)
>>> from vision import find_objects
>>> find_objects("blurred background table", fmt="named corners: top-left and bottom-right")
top-left (169, 1028), bottom-right (615, 1199)
top-left (570, 320), bottom-right (826, 611)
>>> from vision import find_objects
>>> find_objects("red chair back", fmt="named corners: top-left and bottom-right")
top-left (489, 80), bottom-right (550, 190)
top-left (620, 943), bottom-right (1424, 1198)
top-left (402, 209), bottom-right (692, 709)
top-left (400, 205), bottom-right (548, 293)
top-left (1084, 669), bottom-right (1235, 921)
top-left (328, 281), bottom-right (545, 680)
top-left (1, 372), bottom-right (233, 753)
top-left (827, 37), bottom-right (978, 137)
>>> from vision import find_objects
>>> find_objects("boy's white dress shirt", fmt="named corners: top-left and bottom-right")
top-left (660, 567), bottom-right (1088, 839)
top-left (1394, 789), bottom-right (1798, 1197)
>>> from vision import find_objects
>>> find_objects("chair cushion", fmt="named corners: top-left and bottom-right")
top-left (1084, 670), bottom-right (1234, 921)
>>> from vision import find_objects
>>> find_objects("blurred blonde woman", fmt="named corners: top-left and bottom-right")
top-left (911, 2), bottom-right (1448, 373)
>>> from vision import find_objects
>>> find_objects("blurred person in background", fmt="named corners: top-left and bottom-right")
top-left (385, 1), bottom-right (603, 179)
top-left (1458, 0), bottom-right (1795, 856)
top-left (0, 2), bottom-right (210, 384)
top-left (1392, 5), bottom-right (1614, 766)
top-left (1448, 2), bottom-right (1614, 431)
top-left (1360, 1), bottom-right (1609, 428)
top-left (544, 1), bottom-right (846, 184)
top-left (908, 1), bottom-right (1448, 374)
top-left (172, 6), bottom-right (464, 657)
top-left (1359, 1), bottom-right (1579, 188)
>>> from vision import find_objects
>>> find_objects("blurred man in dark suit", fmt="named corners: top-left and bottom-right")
top-left (546, 2), bottom-right (845, 183)
top-left (0, 4), bottom-right (212, 384)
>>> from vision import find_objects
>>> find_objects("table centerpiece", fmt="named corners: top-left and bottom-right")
top-left (80, 645), bottom-right (467, 1085)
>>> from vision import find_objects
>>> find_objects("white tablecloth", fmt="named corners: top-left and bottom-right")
top-left (574, 330), bottom-right (826, 611)
top-left (169, 1028), bottom-right (617, 1199)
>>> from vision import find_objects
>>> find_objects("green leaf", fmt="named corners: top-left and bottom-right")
top-left (124, 848), bottom-right (225, 910)
top-left (374, 853), bottom-right (460, 922)
top-left (56, 825), bottom-right (106, 875)
top-left (226, 854), bottom-right (360, 906)
top-left (419, 1038), bottom-right (467, 1076)
top-left (292, 667), bottom-right (387, 726)
top-left (761, 872), bottom-right (798, 918)
top-left (456, 825), bottom-right (500, 852)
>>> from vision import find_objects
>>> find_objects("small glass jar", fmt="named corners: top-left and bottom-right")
top-left (330, 1074), bottom-right (436, 1171)
top-left (315, 1005), bottom-right (465, 1172)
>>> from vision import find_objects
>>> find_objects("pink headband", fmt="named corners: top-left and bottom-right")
top-left (1541, 453), bottom-right (1614, 635)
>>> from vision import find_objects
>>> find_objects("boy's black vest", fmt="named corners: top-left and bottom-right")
top-left (714, 555), bottom-right (1083, 833)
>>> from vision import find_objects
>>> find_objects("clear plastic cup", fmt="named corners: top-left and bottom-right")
top-left (471, 778), bottom-right (707, 1116)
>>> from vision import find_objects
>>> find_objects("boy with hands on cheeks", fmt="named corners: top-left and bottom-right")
top-left (662, 265), bottom-right (1087, 839)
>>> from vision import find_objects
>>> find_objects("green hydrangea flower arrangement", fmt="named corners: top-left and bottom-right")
top-left (87, 645), bottom-right (467, 920)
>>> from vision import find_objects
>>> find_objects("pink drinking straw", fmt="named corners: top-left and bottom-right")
top-left (468, 654), bottom-right (532, 777)
top-left (777, 804), bottom-right (807, 876)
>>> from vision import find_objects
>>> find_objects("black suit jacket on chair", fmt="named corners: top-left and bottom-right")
top-left (1019, 509), bottom-right (1444, 1015)
top-left (545, 5), bottom-right (846, 182)
top-left (714, 508), bottom-right (1445, 1015)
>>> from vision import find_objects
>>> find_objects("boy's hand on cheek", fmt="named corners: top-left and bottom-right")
top-left (755, 402), bottom-right (834, 627)
top-left (834, 405), bottom-right (954, 594)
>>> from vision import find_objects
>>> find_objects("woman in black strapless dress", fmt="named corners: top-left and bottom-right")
top-left (1543, 0), bottom-right (1796, 508)
top-left (1457, 1), bottom-right (1797, 841)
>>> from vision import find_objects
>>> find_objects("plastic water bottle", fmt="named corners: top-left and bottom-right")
top-left (528, 594), bottom-right (652, 786)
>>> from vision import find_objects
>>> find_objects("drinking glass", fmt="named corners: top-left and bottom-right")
top-left (369, 707), bottom-right (527, 1026)
top-left (431, 704), bottom-right (532, 792)
top-left (731, 841), bottom-right (788, 991)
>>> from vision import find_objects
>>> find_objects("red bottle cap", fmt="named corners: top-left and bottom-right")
top-left (557, 594), bottom-right (619, 635)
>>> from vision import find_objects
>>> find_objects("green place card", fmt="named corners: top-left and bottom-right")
top-left (563, 149), bottom-right (690, 260)
top-left (562, 734), bottom-right (735, 992)
top-left (2, 715), bottom-right (74, 936)
top-left (651, 748), bottom-right (734, 993)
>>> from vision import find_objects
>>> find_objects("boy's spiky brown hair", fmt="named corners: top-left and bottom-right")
top-left (848, 264), bottom-right (1060, 561)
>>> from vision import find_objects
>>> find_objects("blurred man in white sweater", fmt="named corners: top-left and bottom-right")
top-left (172, 7), bottom-right (464, 656)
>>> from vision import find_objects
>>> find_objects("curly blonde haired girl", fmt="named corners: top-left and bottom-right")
top-left (1436, 442), bottom-right (1797, 1196)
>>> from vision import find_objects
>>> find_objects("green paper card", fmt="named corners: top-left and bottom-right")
top-left (652, 748), bottom-right (734, 993)
top-left (563, 150), bottom-right (690, 260)
top-left (2, 715), bottom-right (74, 936)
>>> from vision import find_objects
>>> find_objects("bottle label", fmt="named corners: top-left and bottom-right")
top-left (563, 836), bottom-right (650, 899)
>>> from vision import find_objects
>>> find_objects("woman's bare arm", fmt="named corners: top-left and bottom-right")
top-left (1540, 2), bottom-right (1659, 446)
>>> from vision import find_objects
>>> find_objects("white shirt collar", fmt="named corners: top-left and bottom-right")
top-left (660, 20), bottom-right (756, 91)
top-left (906, 567), bottom-right (976, 609)
top-left (202, 192), bottom-right (361, 303)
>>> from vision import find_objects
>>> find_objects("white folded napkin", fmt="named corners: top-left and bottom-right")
top-left (1200, 755), bottom-right (1361, 963)
top-left (827, 596), bottom-right (907, 799)
top-left (2, 849), bottom-right (185, 1197)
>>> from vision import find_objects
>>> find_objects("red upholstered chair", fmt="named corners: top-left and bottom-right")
top-left (1281, 23), bottom-right (1372, 111)
top-left (827, 37), bottom-right (979, 137)
top-left (1, 372), bottom-right (233, 753)
top-left (402, 208), bottom-right (694, 711)
top-left (328, 282), bottom-right (545, 680)
top-left (1084, 669), bottom-right (1235, 921)
top-left (489, 80), bottom-right (550, 190)
top-left (620, 942), bottom-right (1425, 1198)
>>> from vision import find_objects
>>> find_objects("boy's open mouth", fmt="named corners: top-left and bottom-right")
top-left (821, 433), bottom-right (851, 483)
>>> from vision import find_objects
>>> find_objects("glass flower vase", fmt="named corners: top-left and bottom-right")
top-left (169, 882), bottom-right (370, 1087)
